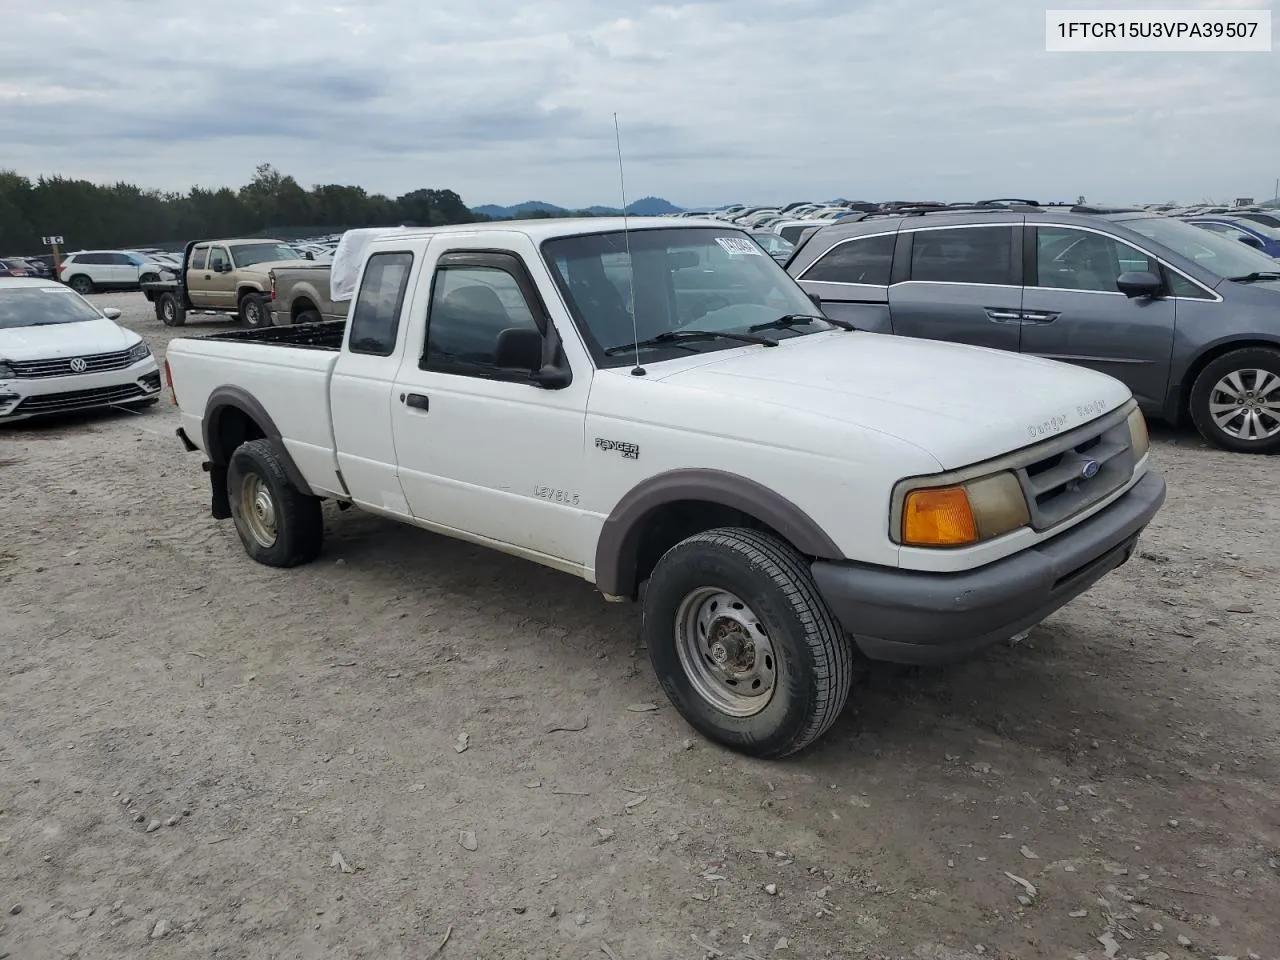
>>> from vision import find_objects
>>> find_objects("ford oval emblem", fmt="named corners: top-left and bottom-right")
top-left (1080, 459), bottom-right (1100, 479)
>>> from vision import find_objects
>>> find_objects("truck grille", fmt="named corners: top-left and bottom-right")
top-left (1015, 412), bottom-right (1135, 531)
top-left (6, 348), bottom-right (137, 378)
top-left (14, 383), bottom-right (146, 415)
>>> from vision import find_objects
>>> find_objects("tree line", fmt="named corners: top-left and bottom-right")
top-left (0, 163), bottom-right (492, 255)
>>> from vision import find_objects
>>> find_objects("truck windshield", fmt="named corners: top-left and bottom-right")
top-left (542, 227), bottom-right (837, 367)
top-left (232, 243), bottom-right (305, 267)
top-left (0, 286), bottom-right (104, 328)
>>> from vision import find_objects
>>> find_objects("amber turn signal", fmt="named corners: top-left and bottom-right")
top-left (901, 485), bottom-right (978, 547)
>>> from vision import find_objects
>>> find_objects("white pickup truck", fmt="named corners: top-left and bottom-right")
top-left (165, 218), bottom-right (1166, 758)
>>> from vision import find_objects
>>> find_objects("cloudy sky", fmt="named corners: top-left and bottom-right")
top-left (1, 0), bottom-right (1276, 209)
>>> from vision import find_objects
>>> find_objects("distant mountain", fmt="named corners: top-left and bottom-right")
top-left (472, 196), bottom-right (683, 219)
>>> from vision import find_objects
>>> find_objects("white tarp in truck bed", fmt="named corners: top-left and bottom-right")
top-left (329, 227), bottom-right (416, 302)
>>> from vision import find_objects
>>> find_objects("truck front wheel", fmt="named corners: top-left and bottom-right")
top-left (643, 527), bottom-right (854, 758)
top-left (240, 294), bottom-right (271, 328)
top-left (226, 438), bottom-right (323, 567)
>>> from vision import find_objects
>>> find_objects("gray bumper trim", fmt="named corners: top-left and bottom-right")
top-left (811, 471), bottom-right (1167, 665)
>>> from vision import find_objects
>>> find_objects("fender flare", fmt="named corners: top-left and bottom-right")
top-left (202, 386), bottom-right (316, 496)
top-left (593, 468), bottom-right (845, 597)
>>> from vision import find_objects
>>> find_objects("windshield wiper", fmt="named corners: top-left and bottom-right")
top-left (748, 313), bottom-right (855, 333)
top-left (1227, 271), bottom-right (1280, 282)
top-left (603, 329), bottom-right (778, 356)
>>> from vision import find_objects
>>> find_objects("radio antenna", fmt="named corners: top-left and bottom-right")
top-left (614, 112), bottom-right (644, 376)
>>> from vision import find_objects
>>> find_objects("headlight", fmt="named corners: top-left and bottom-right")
top-left (127, 341), bottom-right (152, 363)
top-left (897, 470), bottom-right (1030, 548)
top-left (1126, 407), bottom-right (1150, 461)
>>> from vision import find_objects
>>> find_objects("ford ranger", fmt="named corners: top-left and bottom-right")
top-left (163, 218), bottom-right (1166, 758)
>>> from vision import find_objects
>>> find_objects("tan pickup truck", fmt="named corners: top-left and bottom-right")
top-left (267, 264), bottom-right (347, 325)
top-left (142, 238), bottom-right (315, 328)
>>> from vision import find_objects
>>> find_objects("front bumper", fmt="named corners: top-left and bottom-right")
top-left (811, 470), bottom-right (1167, 665)
top-left (0, 359), bottom-right (162, 421)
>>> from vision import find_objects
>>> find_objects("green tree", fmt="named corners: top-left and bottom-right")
top-left (0, 164), bottom-right (485, 255)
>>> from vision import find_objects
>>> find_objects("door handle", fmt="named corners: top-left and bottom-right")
top-left (1021, 310), bottom-right (1060, 324)
top-left (404, 392), bottom-right (429, 411)
top-left (984, 308), bottom-right (1022, 323)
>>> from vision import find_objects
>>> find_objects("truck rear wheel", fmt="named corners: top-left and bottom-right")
top-left (226, 438), bottom-right (324, 567)
top-left (240, 294), bottom-right (271, 328)
top-left (156, 292), bottom-right (185, 326)
top-left (295, 309), bottom-right (322, 325)
top-left (643, 527), bottom-right (854, 758)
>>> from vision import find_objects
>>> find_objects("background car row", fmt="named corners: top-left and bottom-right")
top-left (677, 197), bottom-right (1280, 267)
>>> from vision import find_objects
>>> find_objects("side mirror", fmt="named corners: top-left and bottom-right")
top-left (102, 307), bottom-right (122, 320)
top-left (1239, 235), bottom-right (1264, 249)
top-left (305, 251), bottom-right (315, 260)
top-left (1116, 270), bottom-right (1163, 299)
top-left (494, 326), bottom-right (544, 372)
top-left (494, 327), bottom-right (571, 388)
top-left (218, 262), bottom-right (233, 273)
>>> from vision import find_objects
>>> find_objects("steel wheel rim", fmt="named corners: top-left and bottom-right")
top-left (245, 300), bottom-right (264, 326)
top-left (674, 587), bottom-right (777, 717)
top-left (162, 300), bottom-right (175, 321)
top-left (1208, 368), bottom-right (1280, 441)
top-left (239, 473), bottom-right (278, 548)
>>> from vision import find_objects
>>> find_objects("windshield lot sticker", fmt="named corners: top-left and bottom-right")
top-left (715, 237), bottom-right (765, 257)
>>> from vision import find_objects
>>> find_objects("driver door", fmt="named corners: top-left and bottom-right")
top-left (202, 245), bottom-right (237, 309)
top-left (390, 248), bottom-right (591, 564)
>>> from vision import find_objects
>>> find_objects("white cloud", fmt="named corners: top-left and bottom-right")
top-left (1, 0), bottom-right (1276, 207)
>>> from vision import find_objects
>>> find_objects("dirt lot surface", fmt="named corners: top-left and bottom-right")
top-left (2, 291), bottom-right (1278, 960)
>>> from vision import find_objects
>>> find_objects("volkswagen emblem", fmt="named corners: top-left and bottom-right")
top-left (1079, 458), bottom-right (1100, 480)
top-left (69, 357), bottom-right (88, 373)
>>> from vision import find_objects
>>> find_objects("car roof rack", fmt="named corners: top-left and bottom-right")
top-left (1069, 204), bottom-right (1144, 215)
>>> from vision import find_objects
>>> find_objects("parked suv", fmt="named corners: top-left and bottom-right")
top-left (59, 250), bottom-right (177, 294)
top-left (787, 206), bottom-right (1280, 454)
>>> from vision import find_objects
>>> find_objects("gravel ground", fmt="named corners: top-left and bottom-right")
top-left (1, 291), bottom-right (1277, 960)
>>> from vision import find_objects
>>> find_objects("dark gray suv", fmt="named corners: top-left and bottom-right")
top-left (786, 205), bottom-right (1280, 453)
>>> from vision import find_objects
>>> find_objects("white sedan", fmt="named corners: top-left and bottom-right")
top-left (0, 279), bottom-right (162, 422)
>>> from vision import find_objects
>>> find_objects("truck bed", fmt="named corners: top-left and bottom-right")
top-left (167, 325), bottom-right (346, 498)
top-left (198, 320), bottom-right (346, 351)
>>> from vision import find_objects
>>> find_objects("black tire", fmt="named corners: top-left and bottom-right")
top-left (68, 274), bottom-right (94, 295)
top-left (1188, 346), bottom-right (1280, 454)
top-left (239, 294), bottom-right (271, 328)
top-left (295, 309), bottom-right (322, 325)
top-left (226, 438), bottom-right (323, 567)
top-left (643, 527), bottom-right (853, 758)
top-left (139, 272), bottom-right (159, 285)
top-left (156, 292), bottom-right (185, 327)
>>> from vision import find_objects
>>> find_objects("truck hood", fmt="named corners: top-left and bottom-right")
top-left (653, 331), bottom-right (1134, 470)
top-left (0, 318), bottom-right (139, 360)
top-left (238, 259), bottom-right (314, 275)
